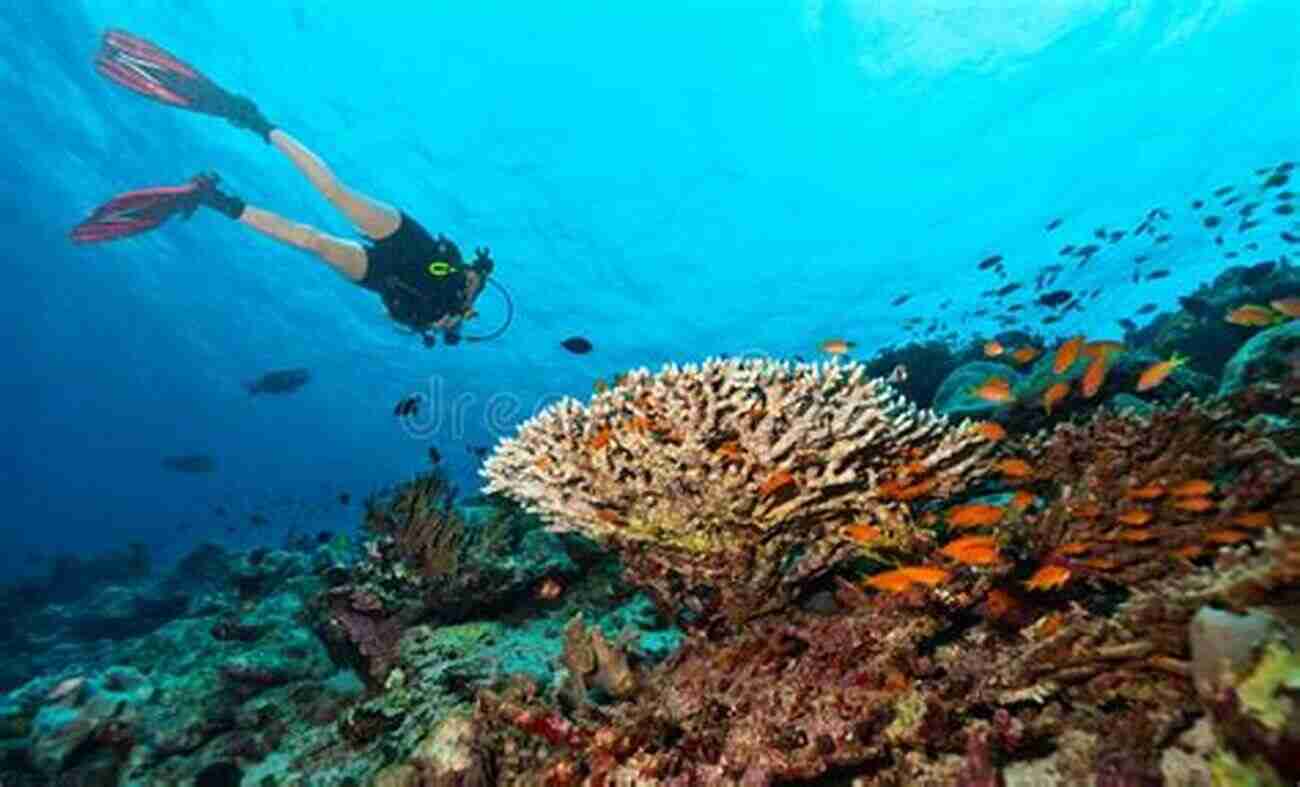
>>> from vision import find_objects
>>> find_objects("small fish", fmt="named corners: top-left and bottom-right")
top-left (1116, 508), bottom-right (1153, 526)
top-left (946, 503), bottom-right (1005, 529)
top-left (1263, 172), bottom-right (1290, 188)
top-left (843, 522), bottom-right (882, 544)
top-left (1059, 245), bottom-right (1076, 256)
top-left (978, 255), bottom-right (1004, 270)
top-left (974, 421), bottom-right (1006, 441)
top-left (1042, 381), bottom-right (1070, 414)
top-left (1136, 303), bottom-right (1157, 315)
top-left (891, 294), bottom-right (912, 306)
top-left (971, 376), bottom-right (1014, 404)
top-left (1239, 202), bottom-right (1261, 216)
top-left (244, 368), bottom-right (312, 396)
top-left (1118, 318), bottom-right (1138, 334)
top-left (467, 444), bottom-right (490, 459)
top-left (1173, 545), bottom-right (1206, 560)
top-left (983, 340), bottom-right (1005, 358)
top-left (1229, 511), bottom-right (1273, 529)
top-left (1038, 290), bottom-right (1073, 308)
top-left (1240, 219), bottom-right (1262, 231)
top-left (1276, 204), bottom-right (1296, 215)
top-left (940, 536), bottom-right (999, 566)
top-left (819, 338), bottom-right (856, 355)
top-left (1011, 490), bottom-right (1036, 511)
top-left (1082, 340), bottom-right (1125, 359)
top-left (1269, 297), bottom-right (1300, 318)
top-left (1278, 190), bottom-right (1297, 199)
top-left (1283, 232), bottom-right (1300, 244)
top-left (338, 492), bottom-right (351, 506)
top-left (997, 458), bottom-right (1033, 479)
top-left (1172, 497), bottom-right (1216, 513)
top-left (1225, 304), bottom-right (1282, 327)
top-left (1025, 565), bottom-right (1070, 591)
top-left (1170, 479), bottom-right (1212, 497)
top-left (1155, 234), bottom-right (1171, 244)
top-left (1136, 354), bottom-right (1187, 392)
top-left (865, 566), bottom-right (951, 593)
top-left (1191, 199), bottom-right (1204, 209)
top-left (1045, 218), bottom-right (1063, 231)
top-left (1213, 185), bottom-right (1234, 197)
top-left (249, 513), bottom-right (270, 527)
top-left (1053, 336), bottom-right (1085, 374)
top-left (1080, 355), bottom-right (1108, 399)
top-left (1145, 269), bottom-right (1170, 281)
top-left (428, 446), bottom-right (442, 465)
top-left (1011, 346), bottom-right (1040, 364)
top-left (561, 336), bottom-right (594, 354)
top-left (1125, 484), bottom-right (1165, 501)
top-left (394, 396), bottom-right (419, 417)
top-left (1204, 529), bottom-right (1249, 545)
top-left (996, 283), bottom-right (1022, 297)
top-left (1076, 244), bottom-right (1101, 257)
top-left (1118, 529), bottom-right (1157, 543)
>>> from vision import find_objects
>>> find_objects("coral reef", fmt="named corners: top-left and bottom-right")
top-left (483, 358), bottom-right (996, 627)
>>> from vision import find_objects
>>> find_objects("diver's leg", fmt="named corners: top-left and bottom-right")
top-left (268, 129), bottom-right (402, 241)
top-left (239, 205), bottom-right (369, 281)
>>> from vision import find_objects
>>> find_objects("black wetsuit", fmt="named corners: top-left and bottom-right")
top-left (359, 213), bottom-right (481, 335)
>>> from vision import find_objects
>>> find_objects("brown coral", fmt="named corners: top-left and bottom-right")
top-left (483, 358), bottom-right (994, 624)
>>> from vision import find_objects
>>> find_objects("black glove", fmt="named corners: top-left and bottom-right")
top-left (472, 246), bottom-right (494, 276)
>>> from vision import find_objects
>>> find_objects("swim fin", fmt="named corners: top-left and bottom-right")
top-left (95, 29), bottom-right (274, 140)
top-left (70, 174), bottom-right (216, 244)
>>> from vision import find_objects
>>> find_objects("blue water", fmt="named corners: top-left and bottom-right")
top-left (4, 1), bottom-right (1297, 576)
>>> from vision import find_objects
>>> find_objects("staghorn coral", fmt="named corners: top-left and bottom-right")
top-left (483, 358), bottom-right (995, 625)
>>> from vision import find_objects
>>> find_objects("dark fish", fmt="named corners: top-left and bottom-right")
top-left (1241, 261), bottom-right (1276, 285)
top-left (1281, 162), bottom-right (1297, 172)
top-left (316, 530), bottom-right (333, 544)
top-left (891, 294), bottom-right (911, 306)
top-left (1155, 234), bottom-right (1171, 244)
top-left (1191, 200), bottom-right (1204, 209)
top-left (1131, 270), bottom-right (1140, 284)
top-left (1134, 221), bottom-right (1151, 235)
top-left (428, 446), bottom-right (441, 464)
top-left (1137, 303), bottom-right (1157, 315)
top-left (1146, 269), bottom-right (1170, 281)
top-left (1179, 296), bottom-right (1213, 319)
top-left (1108, 230), bottom-right (1126, 243)
top-left (1264, 173), bottom-right (1290, 189)
top-left (1239, 202), bottom-right (1260, 216)
top-left (1089, 287), bottom-right (1103, 300)
top-left (244, 368), bottom-right (311, 396)
top-left (1214, 186), bottom-right (1234, 197)
top-left (1245, 242), bottom-right (1259, 251)
top-left (1118, 318), bottom-right (1138, 333)
top-left (163, 454), bottom-right (216, 473)
top-left (1224, 251), bottom-right (1239, 260)
top-left (973, 308), bottom-right (989, 317)
top-left (1223, 196), bottom-right (1241, 206)
top-left (213, 506), bottom-right (228, 517)
top-left (1215, 235), bottom-right (1225, 246)
top-left (394, 396), bottom-right (419, 417)
top-left (995, 283), bottom-right (1021, 296)
top-left (1008, 304), bottom-right (1024, 312)
top-left (1042, 314), bottom-right (1063, 324)
top-left (1094, 227), bottom-right (1107, 240)
top-left (1076, 244), bottom-right (1100, 256)
top-left (249, 513), bottom-right (270, 526)
top-left (1202, 216), bottom-right (1221, 228)
top-left (1277, 191), bottom-right (1296, 200)
top-left (1277, 204), bottom-right (1296, 215)
top-left (977, 255), bottom-right (1004, 270)
top-left (468, 444), bottom-right (490, 459)
top-left (1059, 245), bottom-right (1075, 256)
top-left (1281, 231), bottom-right (1300, 244)
top-left (1134, 254), bottom-right (1149, 263)
top-left (1045, 218), bottom-right (1063, 231)
top-left (561, 336), bottom-right (594, 354)
top-left (338, 493), bottom-right (351, 506)
top-left (1038, 290), bottom-right (1073, 308)
top-left (1240, 220), bottom-right (1261, 231)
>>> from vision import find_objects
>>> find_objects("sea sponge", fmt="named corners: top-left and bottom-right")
top-left (483, 358), bottom-right (994, 624)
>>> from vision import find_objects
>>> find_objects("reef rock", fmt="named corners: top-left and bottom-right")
top-left (1218, 319), bottom-right (1300, 397)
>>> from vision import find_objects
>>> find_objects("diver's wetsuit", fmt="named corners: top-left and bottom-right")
top-left (360, 213), bottom-right (488, 340)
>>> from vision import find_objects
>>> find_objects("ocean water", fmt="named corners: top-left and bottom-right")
top-left (2, 0), bottom-right (1296, 575)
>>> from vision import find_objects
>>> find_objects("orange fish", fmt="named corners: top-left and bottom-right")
top-left (880, 477), bottom-right (937, 501)
top-left (1229, 511), bottom-right (1274, 529)
top-left (1225, 304), bottom-right (1281, 327)
top-left (843, 523), bottom-right (881, 544)
top-left (1172, 496), bottom-right (1216, 513)
top-left (983, 340), bottom-right (1005, 358)
top-left (595, 509), bottom-right (622, 525)
top-left (1117, 508), bottom-right (1153, 526)
top-left (1070, 501), bottom-right (1102, 519)
top-left (1173, 545), bottom-right (1206, 560)
top-left (981, 588), bottom-right (1022, 622)
top-left (758, 470), bottom-right (797, 498)
top-left (1011, 346), bottom-right (1040, 365)
top-left (940, 535), bottom-right (1000, 565)
top-left (1136, 354), bottom-right (1187, 392)
top-left (946, 503), bottom-right (1005, 529)
top-left (1076, 557), bottom-right (1119, 571)
top-left (1054, 542), bottom-right (1092, 556)
top-left (715, 440), bottom-right (743, 460)
top-left (997, 458), bottom-right (1033, 479)
top-left (1118, 528), bottom-right (1157, 543)
top-left (589, 426), bottom-right (612, 450)
top-left (1269, 297), bottom-right (1300, 318)
top-left (974, 421), bottom-right (1007, 441)
top-left (1053, 335), bottom-right (1085, 374)
top-left (865, 566), bottom-right (951, 593)
top-left (1170, 479), bottom-right (1213, 497)
top-left (1082, 340), bottom-right (1126, 360)
top-left (1125, 484), bottom-right (1166, 501)
top-left (1204, 529), bottom-right (1250, 545)
top-left (1025, 565), bottom-right (1070, 590)
top-left (971, 376), bottom-right (1014, 404)
top-left (1080, 355), bottom-right (1108, 399)
top-left (1042, 381), bottom-right (1070, 414)
top-left (820, 338), bottom-right (856, 355)
top-left (1011, 490), bottom-right (1036, 511)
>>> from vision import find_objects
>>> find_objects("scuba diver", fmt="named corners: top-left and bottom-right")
top-left (72, 29), bottom-right (501, 347)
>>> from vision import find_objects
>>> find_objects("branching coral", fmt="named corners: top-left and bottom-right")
top-left (483, 358), bottom-right (995, 625)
